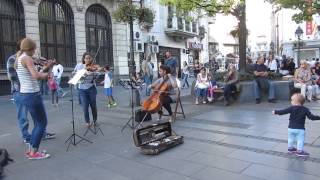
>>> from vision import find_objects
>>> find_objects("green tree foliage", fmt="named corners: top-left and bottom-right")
top-left (267, 0), bottom-right (320, 23)
top-left (160, 0), bottom-right (247, 72)
top-left (160, 0), bottom-right (237, 15)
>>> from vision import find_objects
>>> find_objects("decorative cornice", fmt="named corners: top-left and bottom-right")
top-left (76, 0), bottom-right (84, 11)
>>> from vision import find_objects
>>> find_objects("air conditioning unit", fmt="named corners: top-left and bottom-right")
top-left (150, 45), bottom-right (159, 54)
top-left (134, 31), bottom-right (142, 41)
top-left (148, 35), bottom-right (156, 43)
top-left (134, 42), bottom-right (144, 52)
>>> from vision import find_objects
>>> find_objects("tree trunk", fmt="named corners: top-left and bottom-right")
top-left (238, 2), bottom-right (246, 73)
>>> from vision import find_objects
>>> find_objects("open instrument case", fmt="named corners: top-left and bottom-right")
top-left (133, 121), bottom-right (184, 155)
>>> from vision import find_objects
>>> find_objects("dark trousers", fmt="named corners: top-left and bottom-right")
top-left (79, 86), bottom-right (97, 123)
top-left (159, 95), bottom-right (173, 116)
top-left (51, 90), bottom-right (58, 104)
top-left (224, 83), bottom-right (237, 102)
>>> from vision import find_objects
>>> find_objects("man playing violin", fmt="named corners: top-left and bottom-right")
top-left (151, 65), bottom-right (177, 122)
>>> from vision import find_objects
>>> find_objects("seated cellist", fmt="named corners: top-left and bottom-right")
top-left (151, 65), bottom-right (177, 122)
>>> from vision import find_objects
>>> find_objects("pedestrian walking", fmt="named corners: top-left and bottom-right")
top-left (52, 59), bottom-right (65, 97)
top-left (101, 65), bottom-right (117, 108)
top-left (181, 61), bottom-right (190, 88)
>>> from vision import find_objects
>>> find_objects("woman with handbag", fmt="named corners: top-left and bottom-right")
top-left (195, 67), bottom-right (209, 104)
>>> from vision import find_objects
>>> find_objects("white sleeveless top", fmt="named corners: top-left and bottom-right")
top-left (16, 53), bottom-right (40, 93)
top-left (196, 73), bottom-right (208, 89)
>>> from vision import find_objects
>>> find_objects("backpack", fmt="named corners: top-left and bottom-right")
top-left (0, 148), bottom-right (13, 176)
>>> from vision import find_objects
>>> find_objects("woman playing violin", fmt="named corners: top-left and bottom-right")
top-left (78, 52), bottom-right (102, 127)
top-left (151, 65), bottom-right (177, 122)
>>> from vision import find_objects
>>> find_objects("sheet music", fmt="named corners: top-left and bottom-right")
top-left (68, 69), bottom-right (87, 85)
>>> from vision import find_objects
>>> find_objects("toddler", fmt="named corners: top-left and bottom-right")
top-left (207, 74), bottom-right (218, 102)
top-left (273, 93), bottom-right (320, 156)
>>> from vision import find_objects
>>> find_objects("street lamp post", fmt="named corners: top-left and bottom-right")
top-left (295, 26), bottom-right (303, 65)
top-left (128, 0), bottom-right (135, 77)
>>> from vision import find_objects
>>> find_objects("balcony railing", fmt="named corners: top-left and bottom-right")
top-left (165, 16), bottom-right (198, 39)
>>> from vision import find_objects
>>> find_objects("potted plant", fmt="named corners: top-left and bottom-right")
top-left (113, 1), bottom-right (155, 30)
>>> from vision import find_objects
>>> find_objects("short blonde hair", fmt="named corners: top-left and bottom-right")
top-left (292, 93), bottom-right (305, 105)
top-left (300, 59), bottom-right (308, 65)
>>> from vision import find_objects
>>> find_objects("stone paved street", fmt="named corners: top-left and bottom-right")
top-left (1, 85), bottom-right (320, 180)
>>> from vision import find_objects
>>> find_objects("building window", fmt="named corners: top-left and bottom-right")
top-left (192, 22), bottom-right (197, 33)
top-left (167, 6), bottom-right (173, 28)
top-left (185, 21), bottom-right (190, 32)
top-left (85, 4), bottom-right (113, 66)
top-left (0, 0), bottom-right (25, 69)
top-left (178, 17), bottom-right (183, 30)
top-left (39, 0), bottom-right (76, 67)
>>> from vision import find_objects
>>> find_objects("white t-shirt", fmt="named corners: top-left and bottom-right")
top-left (52, 64), bottom-right (64, 78)
top-left (104, 71), bottom-right (113, 88)
top-left (73, 63), bottom-right (85, 73)
top-left (265, 60), bottom-right (277, 71)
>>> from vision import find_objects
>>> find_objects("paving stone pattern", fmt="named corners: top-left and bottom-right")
top-left (1, 85), bottom-right (320, 180)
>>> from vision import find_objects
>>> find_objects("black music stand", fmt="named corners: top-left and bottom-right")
top-left (65, 84), bottom-right (92, 151)
top-left (84, 120), bottom-right (104, 136)
top-left (120, 79), bottom-right (138, 132)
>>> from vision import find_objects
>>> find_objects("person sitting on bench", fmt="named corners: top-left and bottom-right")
top-left (224, 64), bottom-right (239, 106)
top-left (253, 56), bottom-right (276, 104)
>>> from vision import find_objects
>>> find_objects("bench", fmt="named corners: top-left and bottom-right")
top-left (238, 80), bottom-right (293, 102)
top-left (191, 80), bottom-right (294, 103)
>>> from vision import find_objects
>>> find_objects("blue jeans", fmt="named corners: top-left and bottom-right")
top-left (144, 75), bottom-right (152, 96)
top-left (182, 73), bottom-right (189, 88)
top-left (40, 80), bottom-right (48, 95)
top-left (13, 92), bottom-right (31, 142)
top-left (196, 88), bottom-right (207, 98)
top-left (16, 92), bottom-right (47, 150)
top-left (253, 79), bottom-right (275, 100)
top-left (288, 128), bottom-right (305, 151)
top-left (79, 86), bottom-right (97, 123)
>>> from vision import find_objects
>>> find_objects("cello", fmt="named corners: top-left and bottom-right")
top-left (142, 75), bottom-right (170, 114)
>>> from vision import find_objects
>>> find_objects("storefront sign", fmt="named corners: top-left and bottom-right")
top-left (188, 42), bottom-right (203, 50)
top-left (306, 21), bottom-right (313, 35)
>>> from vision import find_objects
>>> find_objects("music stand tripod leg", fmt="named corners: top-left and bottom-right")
top-left (121, 83), bottom-right (136, 132)
top-left (121, 116), bottom-right (134, 132)
top-left (84, 121), bottom-right (104, 136)
top-left (65, 84), bottom-right (93, 151)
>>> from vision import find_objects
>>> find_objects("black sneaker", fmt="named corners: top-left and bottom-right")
top-left (296, 150), bottom-right (310, 157)
top-left (288, 147), bottom-right (297, 154)
top-left (42, 133), bottom-right (56, 140)
top-left (255, 99), bottom-right (261, 104)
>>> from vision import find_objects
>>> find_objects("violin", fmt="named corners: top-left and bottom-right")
top-left (142, 75), bottom-right (170, 114)
top-left (33, 57), bottom-right (55, 73)
top-left (85, 63), bottom-right (103, 72)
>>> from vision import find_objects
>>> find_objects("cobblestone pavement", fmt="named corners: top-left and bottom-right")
top-left (1, 84), bottom-right (320, 180)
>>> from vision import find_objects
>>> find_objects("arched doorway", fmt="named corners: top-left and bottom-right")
top-left (85, 4), bottom-right (113, 66)
top-left (38, 0), bottom-right (76, 67)
top-left (0, 0), bottom-right (25, 69)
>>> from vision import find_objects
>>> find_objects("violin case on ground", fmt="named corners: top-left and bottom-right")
top-left (133, 121), bottom-right (184, 155)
